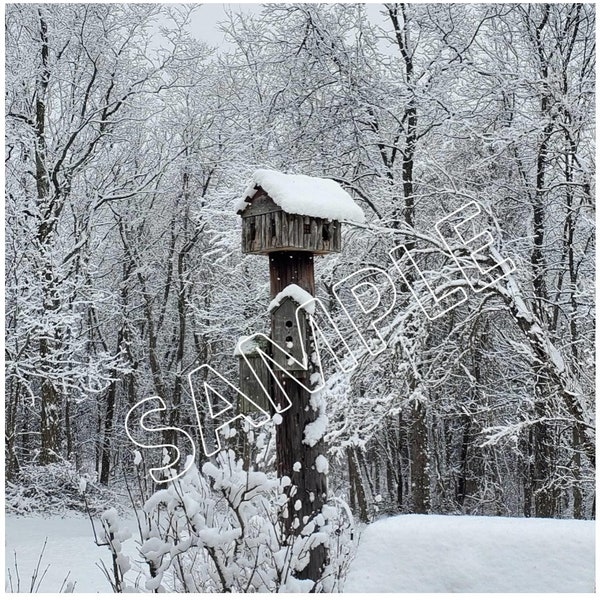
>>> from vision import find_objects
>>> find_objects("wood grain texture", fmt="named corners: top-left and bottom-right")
top-left (269, 251), bottom-right (327, 581)
top-left (238, 340), bottom-right (272, 413)
top-left (269, 251), bottom-right (315, 297)
top-left (240, 192), bottom-right (342, 255)
top-left (270, 297), bottom-right (308, 371)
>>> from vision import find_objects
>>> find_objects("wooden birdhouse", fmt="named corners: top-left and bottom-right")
top-left (235, 336), bottom-right (271, 413)
top-left (236, 169), bottom-right (365, 255)
top-left (270, 295), bottom-right (309, 372)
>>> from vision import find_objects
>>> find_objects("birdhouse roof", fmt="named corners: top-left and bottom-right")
top-left (268, 284), bottom-right (316, 314)
top-left (236, 169), bottom-right (365, 223)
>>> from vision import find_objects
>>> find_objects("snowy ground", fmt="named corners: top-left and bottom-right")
top-left (5, 512), bottom-right (139, 593)
top-left (344, 514), bottom-right (595, 593)
top-left (5, 512), bottom-right (595, 593)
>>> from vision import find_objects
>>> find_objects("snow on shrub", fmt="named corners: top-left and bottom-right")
top-left (6, 461), bottom-right (116, 516)
top-left (100, 450), bottom-right (355, 592)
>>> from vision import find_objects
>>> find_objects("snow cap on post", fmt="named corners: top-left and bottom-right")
top-left (268, 283), bottom-right (315, 314)
top-left (233, 336), bottom-right (264, 357)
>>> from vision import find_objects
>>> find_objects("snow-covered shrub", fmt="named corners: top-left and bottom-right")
top-left (6, 460), bottom-right (117, 516)
top-left (96, 508), bottom-right (134, 593)
top-left (104, 450), bottom-right (355, 592)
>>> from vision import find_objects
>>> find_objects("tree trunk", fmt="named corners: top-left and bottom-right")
top-left (572, 425), bottom-right (583, 519)
top-left (532, 415), bottom-right (557, 517)
top-left (347, 446), bottom-right (369, 523)
top-left (35, 10), bottom-right (62, 465)
top-left (100, 377), bottom-right (118, 485)
top-left (410, 397), bottom-right (430, 513)
top-left (457, 415), bottom-right (471, 508)
top-left (523, 429), bottom-right (534, 518)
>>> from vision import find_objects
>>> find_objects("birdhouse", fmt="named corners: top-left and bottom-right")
top-left (236, 169), bottom-right (365, 255)
top-left (235, 337), bottom-right (272, 413)
top-left (270, 295), bottom-right (309, 372)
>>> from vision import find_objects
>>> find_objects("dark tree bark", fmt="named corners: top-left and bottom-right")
top-left (410, 398), bottom-right (431, 513)
top-left (36, 10), bottom-right (62, 465)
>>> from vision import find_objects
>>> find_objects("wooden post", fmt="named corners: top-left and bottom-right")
top-left (269, 251), bottom-right (327, 581)
top-left (237, 172), bottom-right (363, 582)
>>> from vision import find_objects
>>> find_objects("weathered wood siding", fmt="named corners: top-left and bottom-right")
top-left (270, 297), bottom-right (309, 371)
top-left (238, 343), bottom-right (272, 413)
top-left (269, 251), bottom-right (315, 297)
top-left (240, 192), bottom-right (342, 254)
top-left (268, 252), bottom-right (327, 578)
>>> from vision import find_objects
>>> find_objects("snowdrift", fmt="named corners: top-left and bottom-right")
top-left (344, 514), bottom-right (594, 593)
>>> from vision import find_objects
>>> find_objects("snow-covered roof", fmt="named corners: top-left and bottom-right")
top-left (268, 283), bottom-right (315, 314)
top-left (236, 169), bottom-right (365, 223)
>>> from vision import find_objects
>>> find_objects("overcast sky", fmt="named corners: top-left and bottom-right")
top-left (187, 3), bottom-right (259, 48)
top-left (183, 3), bottom-right (388, 52)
